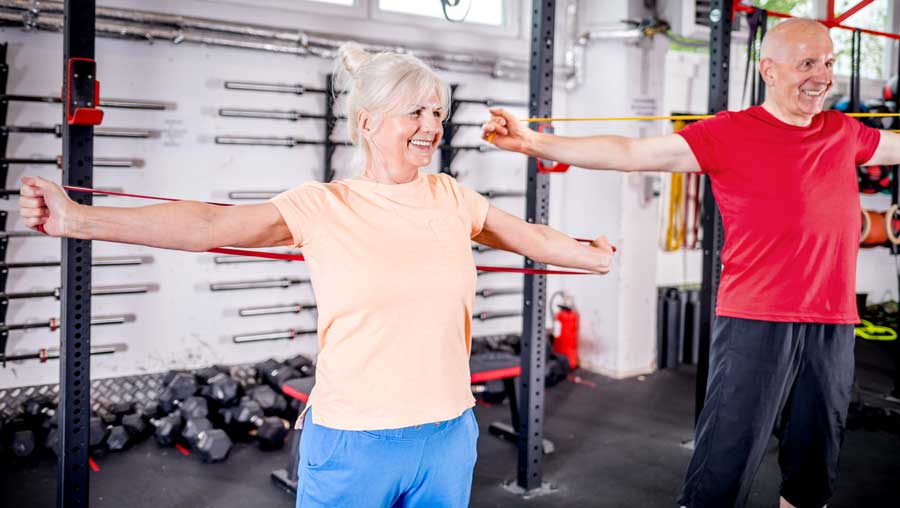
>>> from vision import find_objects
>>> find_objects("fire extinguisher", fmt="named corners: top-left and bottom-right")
top-left (550, 291), bottom-right (579, 369)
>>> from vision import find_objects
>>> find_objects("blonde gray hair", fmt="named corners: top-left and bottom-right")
top-left (334, 42), bottom-right (451, 169)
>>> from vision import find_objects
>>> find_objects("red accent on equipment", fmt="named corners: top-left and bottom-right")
top-left (281, 384), bottom-right (310, 403)
top-left (536, 124), bottom-right (570, 173)
top-left (553, 304), bottom-right (580, 369)
top-left (66, 58), bottom-right (104, 126)
top-left (470, 366), bottom-right (521, 383)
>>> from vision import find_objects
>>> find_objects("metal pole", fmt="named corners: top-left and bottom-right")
top-left (515, 0), bottom-right (555, 492)
top-left (696, 0), bottom-right (731, 424)
top-left (59, 1), bottom-right (96, 506)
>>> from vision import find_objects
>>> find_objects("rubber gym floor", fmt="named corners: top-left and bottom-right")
top-left (3, 339), bottom-right (898, 508)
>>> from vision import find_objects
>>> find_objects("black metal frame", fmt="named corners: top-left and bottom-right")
top-left (324, 73), bottom-right (337, 182)
top-left (0, 44), bottom-right (10, 359)
top-left (59, 1), bottom-right (96, 506)
top-left (514, 0), bottom-right (555, 491)
top-left (696, 0), bottom-right (731, 423)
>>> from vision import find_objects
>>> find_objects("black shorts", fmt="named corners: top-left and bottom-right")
top-left (677, 316), bottom-right (855, 508)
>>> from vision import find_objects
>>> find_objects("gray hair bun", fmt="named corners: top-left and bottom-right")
top-left (338, 42), bottom-right (372, 76)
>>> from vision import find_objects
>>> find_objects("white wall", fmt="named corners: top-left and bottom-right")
top-left (548, 0), bottom-right (663, 378)
top-left (0, 0), bottom-right (536, 388)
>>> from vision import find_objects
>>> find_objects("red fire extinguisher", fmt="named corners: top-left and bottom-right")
top-left (550, 291), bottom-right (579, 369)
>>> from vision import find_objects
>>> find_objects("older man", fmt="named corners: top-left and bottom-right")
top-left (483, 18), bottom-right (900, 508)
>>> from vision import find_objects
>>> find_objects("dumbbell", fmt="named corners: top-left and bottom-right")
top-left (148, 413), bottom-right (183, 446)
top-left (45, 416), bottom-right (107, 456)
top-left (203, 372), bottom-right (242, 407)
top-left (284, 354), bottom-right (315, 377)
top-left (194, 366), bottom-right (226, 385)
top-left (196, 429), bottom-right (232, 462)
top-left (182, 417), bottom-right (214, 446)
top-left (246, 385), bottom-right (288, 416)
top-left (255, 359), bottom-right (303, 391)
top-left (97, 401), bottom-right (135, 426)
top-left (120, 401), bottom-right (160, 441)
top-left (472, 380), bottom-right (507, 404)
top-left (219, 398), bottom-right (289, 449)
top-left (219, 396), bottom-right (264, 436)
top-left (105, 425), bottom-right (131, 452)
top-left (5, 417), bottom-right (37, 458)
top-left (158, 373), bottom-right (199, 413)
top-left (248, 415), bottom-right (291, 450)
top-left (175, 396), bottom-right (209, 421)
top-left (22, 398), bottom-right (60, 433)
top-left (175, 413), bottom-right (233, 462)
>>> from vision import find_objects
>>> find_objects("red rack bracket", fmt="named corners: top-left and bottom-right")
top-left (536, 124), bottom-right (570, 173)
top-left (66, 57), bottom-right (104, 126)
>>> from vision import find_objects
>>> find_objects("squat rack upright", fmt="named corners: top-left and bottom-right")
top-left (58, 0), bottom-right (98, 507)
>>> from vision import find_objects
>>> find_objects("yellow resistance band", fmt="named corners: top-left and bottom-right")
top-left (855, 319), bottom-right (898, 341)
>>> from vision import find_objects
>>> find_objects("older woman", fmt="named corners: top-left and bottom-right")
top-left (19, 43), bottom-right (613, 507)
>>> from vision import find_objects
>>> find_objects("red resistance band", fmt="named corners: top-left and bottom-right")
top-left (51, 186), bottom-right (601, 276)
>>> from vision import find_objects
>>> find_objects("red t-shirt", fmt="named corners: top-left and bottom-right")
top-left (677, 106), bottom-right (881, 323)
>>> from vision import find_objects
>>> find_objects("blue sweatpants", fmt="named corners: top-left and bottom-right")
top-left (296, 408), bottom-right (479, 508)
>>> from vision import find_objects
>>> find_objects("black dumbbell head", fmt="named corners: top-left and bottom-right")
top-left (106, 426), bottom-right (131, 452)
top-left (178, 396), bottom-right (209, 421)
top-left (137, 400), bottom-right (160, 419)
top-left (253, 416), bottom-right (289, 450)
top-left (151, 414), bottom-right (183, 447)
top-left (182, 418), bottom-right (214, 446)
top-left (254, 359), bottom-right (282, 384)
top-left (11, 429), bottom-right (36, 458)
top-left (207, 373), bottom-right (240, 406)
top-left (195, 366), bottom-right (224, 385)
top-left (235, 397), bottom-right (264, 424)
top-left (45, 428), bottom-right (60, 456)
top-left (167, 373), bottom-right (199, 401)
top-left (22, 397), bottom-right (53, 420)
top-left (285, 354), bottom-right (315, 377)
top-left (122, 413), bottom-right (148, 437)
top-left (247, 385), bottom-right (288, 415)
top-left (89, 417), bottom-right (107, 448)
top-left (196, 429), bottom-right (232, 462)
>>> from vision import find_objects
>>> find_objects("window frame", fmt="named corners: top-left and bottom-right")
top-left (203, 0), bottom-right (370, 19)
top-left (370, 0), bottom-right (521, 38)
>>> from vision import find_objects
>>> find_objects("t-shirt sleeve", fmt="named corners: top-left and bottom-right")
top-left (269, 183), bottom-right (328, 247)
top-left (675, 113), bottom-right (729, 175)
top-left (439, 174), bottom-right (489, 238)
top-left (460, 185), bottom-right (490, 238)
top-left (852, 118), bottom-right (882, 165)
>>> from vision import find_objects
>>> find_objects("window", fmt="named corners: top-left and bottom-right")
top-left (829, 0), bottom-right (889, 79)
top-left (378, 0), bottom-right (505, 26)
top-left (308, 0), bottom-right (356, 5)
top-left (750, 0), bottom-right (814, 17)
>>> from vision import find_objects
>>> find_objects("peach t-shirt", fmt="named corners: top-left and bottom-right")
top-left (270, 172), bottom-right (490, 430)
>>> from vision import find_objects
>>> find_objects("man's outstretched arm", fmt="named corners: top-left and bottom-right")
top-left (864, 131), bottom-right (900, 167)
top-left (482, 108), bottom-right (702, 173)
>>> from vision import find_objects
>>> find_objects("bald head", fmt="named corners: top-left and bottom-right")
top-left (757, 18), bottom-right (835, 126)
top-left (760, 18), bottom-right (831, 62)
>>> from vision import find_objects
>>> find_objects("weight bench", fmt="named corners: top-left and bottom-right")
top-left (271, 352), bottom-right (552, 495)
